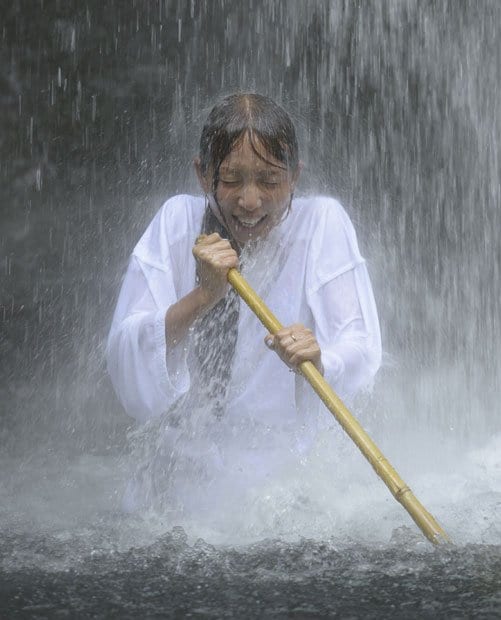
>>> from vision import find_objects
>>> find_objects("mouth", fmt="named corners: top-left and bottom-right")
top-left (232, 214), bottom-right (268, 230)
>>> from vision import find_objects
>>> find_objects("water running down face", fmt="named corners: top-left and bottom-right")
top-left (197, 132), bottom-right (300, 245)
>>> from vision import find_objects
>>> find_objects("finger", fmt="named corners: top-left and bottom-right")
top-left (289, 348), bottom-right (313, 364)
top-left (282, 334), bottom-right (318, 358)
top-left (194, 242), bottom-right (233, 258)
top-left (280, 342), bottom-right (310, 363)
top-left (284, 337), bottom-right (299, 350)
top-left (193, 245), bottom-right (236, 261)
top-left (200, 252), bottom-right (239, 269)
top-left (274, 327), bottom-right (295, 340)
top-left (216, 255), bottom-right (239, 269)
top-left (275, 325), bottom-right (310, 344)
top-left (210, 248), bottom-right (239, 260)
top-left (264, 334), bottom-right (275, 349)
top-left (275, 331), bottom-right (295, 346)
top-left (289, 345), bottom-right (322, 366)
top-left (211, 240), bottom-right (234, 255)
top-left (277, 333), bottom-right (307, 350)
top-left (201, 245), bottom-right (237, 262)
top-left (196, 232), bottom-right (224, 245)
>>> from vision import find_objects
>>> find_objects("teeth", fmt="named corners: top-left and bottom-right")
top-left (236, 217), bottom-right (264, 228)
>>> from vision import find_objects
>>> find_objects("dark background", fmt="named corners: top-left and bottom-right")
top-left (1, 0), bottom-right (500, 454)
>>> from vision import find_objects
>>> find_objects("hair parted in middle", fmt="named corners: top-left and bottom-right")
top-left (199, 92), bottom-right (299, 192)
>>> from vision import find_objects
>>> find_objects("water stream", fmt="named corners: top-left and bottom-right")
top-left (1, 1), bottom-right (500, 617)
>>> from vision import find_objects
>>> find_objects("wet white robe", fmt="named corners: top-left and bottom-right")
top-left (107, 194), bottom-right (382, 512)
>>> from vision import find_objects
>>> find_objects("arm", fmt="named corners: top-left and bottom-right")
top-left (165, 233), bottom-right (238, 347)
top-left (307, 264), bottom-right (381, 402)
top-left (297, 198), bottom-right (381, 403)
top-left (264, 324), bottom-right (324, 375)
top-left (106, 255), bottom-right (188, 424)
top-left (264, 264), bottom-right (380, 402)
top-left (107, 233), bottom-right (238, 423)
top-left (265, 201), bottom-right (380, 398)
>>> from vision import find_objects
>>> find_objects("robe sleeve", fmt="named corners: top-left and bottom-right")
top-left (305, 199), bottom-right (382, 404)
top-left (106, 202), bottom-right (193, 424)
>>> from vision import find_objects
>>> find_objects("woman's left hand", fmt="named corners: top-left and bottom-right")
top-left (264, 323), bottom-right (324, 375)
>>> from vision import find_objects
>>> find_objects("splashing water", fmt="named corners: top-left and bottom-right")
top-left (1, 0), bottom-right (501, 616)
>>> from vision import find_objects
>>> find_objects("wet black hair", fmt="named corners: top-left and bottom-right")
top-left (199, 92), bottom-right (299, 191)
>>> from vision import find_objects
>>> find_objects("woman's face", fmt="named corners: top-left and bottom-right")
top-left (198, 133), bottom-right (299, 245)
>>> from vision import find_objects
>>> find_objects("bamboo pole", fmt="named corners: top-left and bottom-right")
top-left (227, 268), bottom-right (451, 546)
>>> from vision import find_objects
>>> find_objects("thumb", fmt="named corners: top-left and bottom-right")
top-left (264, 334), bottom-right (275, 349)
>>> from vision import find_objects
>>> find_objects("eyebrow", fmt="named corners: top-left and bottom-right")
top-left (258, 169), bottom-right (282, 177)
top-left (219, 166), bottom-right (283, 176)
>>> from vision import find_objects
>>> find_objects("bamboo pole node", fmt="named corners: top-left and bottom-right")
top-left (227, 267), bottom-right (451, 546)
top-left (395, 486), bottom-right (412, 501)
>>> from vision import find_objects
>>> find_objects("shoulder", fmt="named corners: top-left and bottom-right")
top-left (154, 194), bottom-right (205, 241)
top-left (290, 196), bottom-right (365, 288)
top-left (133, 194), bottom-right (204, 268)
top-left (289, 195), bottom-right (356, 237)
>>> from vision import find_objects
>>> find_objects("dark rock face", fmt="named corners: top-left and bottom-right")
top-left (1, 1), bottom-right (500, 450)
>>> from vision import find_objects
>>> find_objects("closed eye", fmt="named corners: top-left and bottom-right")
top-left (258, 176), bottom-right (281, 187)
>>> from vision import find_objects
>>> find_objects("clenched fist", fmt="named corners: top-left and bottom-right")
top-left (192, 233), bottom-right (239, 308)
top-left (265, 323), bottom-right (324, 375)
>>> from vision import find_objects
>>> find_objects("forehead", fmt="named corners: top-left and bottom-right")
top-left (220, 132), bottom-right (284, 171)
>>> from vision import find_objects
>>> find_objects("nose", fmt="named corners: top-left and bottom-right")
top-left (238, 183), bottom-right (262, 212)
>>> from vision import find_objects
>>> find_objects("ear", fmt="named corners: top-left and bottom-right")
top-left (193, 157), bottom-right (211, 194)
top-left (290, 160), bottom-right (303, 191)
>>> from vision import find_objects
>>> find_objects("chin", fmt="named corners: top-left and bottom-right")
top-left (233, 226), bottom-right (270, 245)
top-left (231, 218), bottom-right (275, 245)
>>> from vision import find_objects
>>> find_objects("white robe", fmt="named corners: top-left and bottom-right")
top-left (107, 194), bottom-right (382, 511)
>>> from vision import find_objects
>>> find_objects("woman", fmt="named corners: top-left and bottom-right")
top-left (107, 93), bottom-right (381, 514)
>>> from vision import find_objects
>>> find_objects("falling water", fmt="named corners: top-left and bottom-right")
top-left (1, 1), bottom-right (500, 616)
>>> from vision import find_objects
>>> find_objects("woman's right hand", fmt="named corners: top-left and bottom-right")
top-left (192, 233), bottom-right (239, 308)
